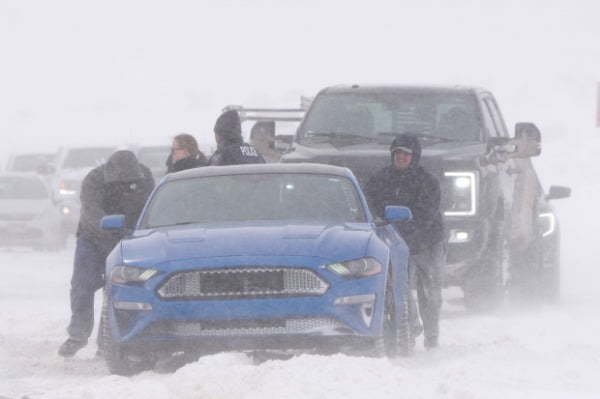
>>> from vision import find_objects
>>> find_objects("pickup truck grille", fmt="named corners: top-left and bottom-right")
top-left (157, 267), bottom-right (329, 300)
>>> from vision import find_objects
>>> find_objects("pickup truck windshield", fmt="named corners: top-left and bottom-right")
top-left (299, 91), bottom-right (482, 143)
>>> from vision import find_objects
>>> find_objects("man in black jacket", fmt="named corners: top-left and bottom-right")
top-left (209, 110), bottom-right (265, 165)
top-left (364, 134), bottom-right (445, 350)
top-left (58, 150), bottom-right (155, 357)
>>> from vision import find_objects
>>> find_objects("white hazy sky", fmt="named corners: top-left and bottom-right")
top-left (1, 0), bottom-right (599, 163)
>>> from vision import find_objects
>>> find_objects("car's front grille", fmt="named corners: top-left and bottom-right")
top-left (147, 317), bottom-right (342, 337)
top-left (157, 267), bottom-right (329, 300)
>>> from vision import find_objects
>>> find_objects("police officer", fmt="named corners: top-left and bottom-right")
top-left (365, 134), bottom-right (445, 350)
top-left (58, 150), bottom-right (155, 357)
top-left (209, 110), bottom-right (265, 165)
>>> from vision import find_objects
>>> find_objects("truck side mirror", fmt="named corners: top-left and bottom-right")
top-left (546, 185), bottom-right (571, 200)
top-left (511, 122), bottom-right (542, 157)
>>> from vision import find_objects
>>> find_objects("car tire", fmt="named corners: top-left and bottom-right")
top-left (101, 294), bottom-right (154, 376)
top-left (463, 221), bottom-right (506, 312)
top-left (378, 271), bottom-right (412, 358)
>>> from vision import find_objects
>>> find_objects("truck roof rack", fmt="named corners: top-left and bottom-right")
top-left (221, 105), bottom-right (306, 122)
top-left (222, 96), bottom-right (312, 123)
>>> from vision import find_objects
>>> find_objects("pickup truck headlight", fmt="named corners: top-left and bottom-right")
top-left (110, 265), bottom-right (158, 284)
top-left (444, 172), bottom-right (477, 216)
top-left (538, 212), bottom-right (556, 237)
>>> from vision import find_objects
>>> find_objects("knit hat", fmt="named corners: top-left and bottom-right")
top-left (214, 110), bottom-right (242, 139)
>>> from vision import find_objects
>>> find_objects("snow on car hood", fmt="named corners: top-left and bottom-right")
top-left (121, 223), bottom-right (374, 264)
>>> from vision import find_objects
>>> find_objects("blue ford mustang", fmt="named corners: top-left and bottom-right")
top-left (100, 163), bottom-right (412, 375)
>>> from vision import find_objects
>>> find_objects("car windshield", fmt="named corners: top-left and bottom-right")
top-left (10, 154), bottom-right (54, 172)
top-left (141, 173), bottom-right (366, 228)
top-left (299, 91), bottom-right (482, 143)
top-left (61, 147), bottom-right (116, 169)
top-left (0, 176), bottom-right (48, 199)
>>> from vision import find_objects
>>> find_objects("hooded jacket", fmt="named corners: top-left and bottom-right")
top-left (209, 110), bottom-right (266, 166)
top-left (364, 134), bottom-right (444, 253)
top-left (77, 150), bottom-right (155, 253)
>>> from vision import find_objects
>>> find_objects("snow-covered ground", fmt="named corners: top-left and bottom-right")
top-left (1, 133), bottom-right (598, 399)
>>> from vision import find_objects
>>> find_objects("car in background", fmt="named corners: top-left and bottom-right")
top-left (100, 163), bottom-right (412, 375)
top-left (133, 145), bottom-right (170, 183)
top-left (4, 152), bottom-right (56, 175)
top-left (50, 146), bottom-right (117, 235)
top-left (0, 172), bottom-right (66, 250)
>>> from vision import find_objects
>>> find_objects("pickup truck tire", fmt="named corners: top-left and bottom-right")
top-left (540, 236), bottom-right (561, 302)
top-left (463, 221), bottom-right (506, 312)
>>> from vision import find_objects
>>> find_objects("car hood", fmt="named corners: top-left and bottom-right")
top-left (121, 223), bottom-right (374, 265)
top-left (285, 141), bottom-right (486, 185)
top-left (288, 140), bottom-right (486, 162)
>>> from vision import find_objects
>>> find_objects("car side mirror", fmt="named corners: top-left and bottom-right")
top-left (546, 185), bottom-right (571, 200)
top-left (384, 205), bottom-right (412, 222)
top-left (101, 214), bottom-right (126, 230)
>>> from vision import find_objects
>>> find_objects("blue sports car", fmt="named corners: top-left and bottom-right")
top-left (100, 163), bottom-right (412, 375)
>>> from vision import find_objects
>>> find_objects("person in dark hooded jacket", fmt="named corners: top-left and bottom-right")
top-left (166, 133), bottom-right (208, 173)
top-left (209, 109), bottom-right (265, 165)
top-left (58, 150), bottom-right (155, 357)
top-left (364, 133), bottom-right (445, 350)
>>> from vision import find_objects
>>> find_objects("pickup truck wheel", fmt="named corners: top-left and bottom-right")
top-left (463, 223), bottom-right (505, 312)
top-left (539, 235), bottom-right (561, 302)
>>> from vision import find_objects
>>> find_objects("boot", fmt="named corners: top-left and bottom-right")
top-left (58, 337), bottom-right (87, 357)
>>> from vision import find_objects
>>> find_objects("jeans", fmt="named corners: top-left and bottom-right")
top-left (66, 235), bottom-right (107, 341)
top-left (407, 241), bottom-right (446, 342)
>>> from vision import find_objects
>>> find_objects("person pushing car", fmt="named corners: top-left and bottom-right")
top-left (364, 133), bottom-right (445, 350)
top-left (58, 150), bottom-right (155, 358)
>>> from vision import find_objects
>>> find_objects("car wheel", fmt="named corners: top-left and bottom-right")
top-left (463, 222), bottom-right (506, 312)
top-left (101, 294), bottom-right (154, 376)
top-left (379, 271), bottom-right (412, 358)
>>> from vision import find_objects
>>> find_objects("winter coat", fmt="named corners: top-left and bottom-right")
top-left (364, 136), bottom-right (444, 253)
top-left (168, 153), bottom-right (207, 173)
top-left (76, 151), bottom-right (155, 254)
top-left (208, 136), bottom-right (266, 166)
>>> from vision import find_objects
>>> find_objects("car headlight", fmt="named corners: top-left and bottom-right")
top-left (326, 258), bottom-right (382, 277)
top-left (110, 265), bottom-right (158, 284)
top-left (444, 171), bottom-right (477, 216)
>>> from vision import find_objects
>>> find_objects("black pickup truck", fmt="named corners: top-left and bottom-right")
top-left (281, 84), bottom-right (570, 309)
